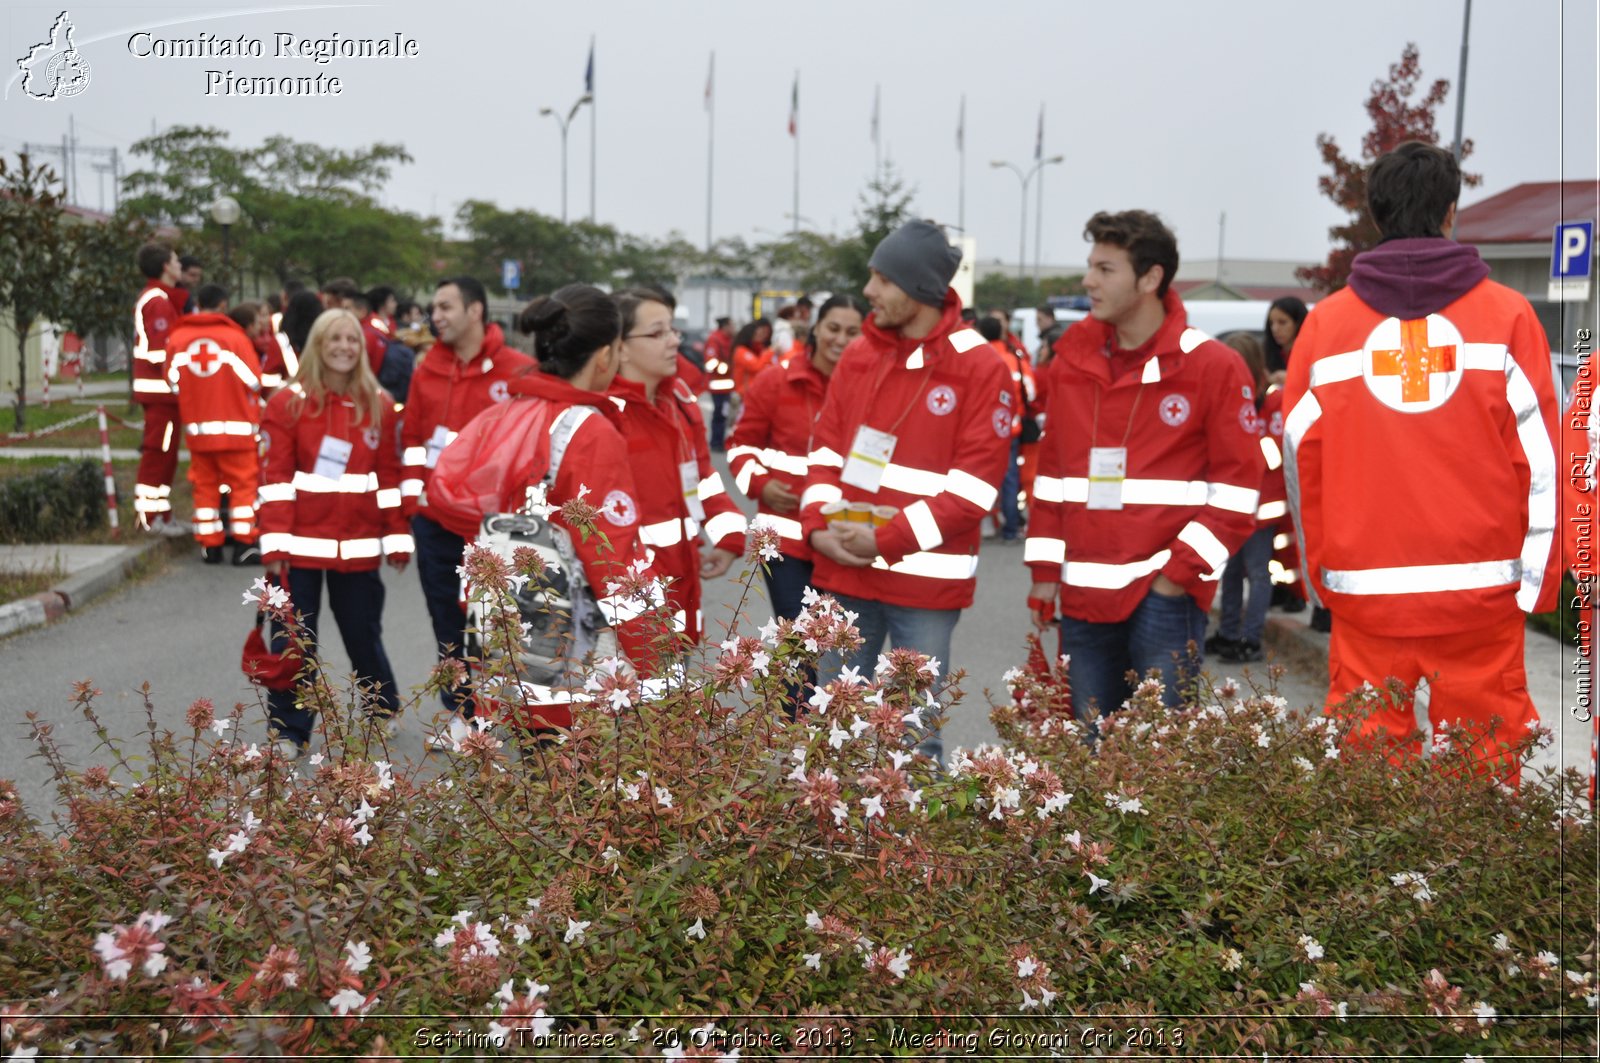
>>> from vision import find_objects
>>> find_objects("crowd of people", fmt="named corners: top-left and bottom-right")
top-left (132, 139), bottom-right (1579, 790)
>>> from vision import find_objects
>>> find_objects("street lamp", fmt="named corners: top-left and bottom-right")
top-left (991, 155), bottom-right (1063, 287)
top-left (540, 93), bottom-right (592, 223)
top-left (209, 193), bottom-right (241, 284)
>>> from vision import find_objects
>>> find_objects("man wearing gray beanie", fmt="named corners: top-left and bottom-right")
top-left (797, 220), bottom-right (1015, 764)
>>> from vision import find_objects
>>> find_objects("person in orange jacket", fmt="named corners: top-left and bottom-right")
top-left (1285, 142), bottom-right (1561, 784)
top-left (731, 318), bottom-right (775, 395)
top-left (130, 242), bottom-right (191, 534)
top-left (166, 283), bottom-right (263, 565)
top-left (609, 288), bottom-right (747, 645)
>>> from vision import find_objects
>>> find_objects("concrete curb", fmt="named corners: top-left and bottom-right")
top-left (0, 537), bottom-right (173, 638)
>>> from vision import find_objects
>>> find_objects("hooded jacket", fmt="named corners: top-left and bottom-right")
top-left (400, 324), bottom-right (535, 516)
top-left (165, 312), bottom-right (262, 453)
top-left (132, 281), bottom-right (188, 405)
top-left (1025, 290), bottom-right (1263, 621)
top-left (727, 352), bottom-right (831, 561)
top-left (800, 290), bottom-right (1013, 611)
top-left (1283, 237), bottom-right (1561, 634)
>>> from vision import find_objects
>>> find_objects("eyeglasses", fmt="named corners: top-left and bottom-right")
top-left (625, 327), bottom-right (679, 342)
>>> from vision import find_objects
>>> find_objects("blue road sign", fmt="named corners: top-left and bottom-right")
top-left (1553, 222), bottom-right (1594, 279)
top-left (501, 259), bottom-right (522, 291)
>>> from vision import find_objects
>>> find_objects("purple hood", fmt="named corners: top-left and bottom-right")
top-left (1347, 237), bottom-right (1490, 319)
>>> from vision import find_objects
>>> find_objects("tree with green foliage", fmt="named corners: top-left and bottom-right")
top-left (59, 207), bottom-right (154, 372)
top-left (0, 154), bottom-right (73, 431)
top-left (974, 273), bottom-right (1084, 315)
top-left (1299, 43), bottom-right (1480, 294)
top-left (833, 161), bottom-right (917, 291)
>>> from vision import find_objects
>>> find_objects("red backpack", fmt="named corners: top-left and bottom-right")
top-left (424, 398), bottom-right (556, 539)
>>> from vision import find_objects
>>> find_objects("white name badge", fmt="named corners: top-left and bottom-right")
top-left (425, 424), bottom-right (451, 469)
top-left (314, 435), bottom-right (354, 481)
top-left (1086, 446), bottom-right (1127, 510)
top-left (840, 426), bottom-right (897, 493)
top-left (679, 460), bottom-right (706, 523)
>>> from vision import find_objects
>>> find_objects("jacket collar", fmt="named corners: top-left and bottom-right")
top-left (859, 288), bottom-right (967, 364)
top-left (1054, 290), bottom-right (1198, 386)
top-left (422, 323), bottom-right (508, 376)
top-left (507, 371), bottom-right (625, 430)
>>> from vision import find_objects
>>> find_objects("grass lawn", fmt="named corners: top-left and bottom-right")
top-left (5, 398), bottom-right (145, 449)
top-left (0, 565), bottom-right (62, 602)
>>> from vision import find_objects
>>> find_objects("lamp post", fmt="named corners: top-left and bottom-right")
top-left (540, 93), bottom-right (592, 223)
top-left (209, 193), bottom-right (240, 288)
top-left (991, 155), bottom-right (1063, 289)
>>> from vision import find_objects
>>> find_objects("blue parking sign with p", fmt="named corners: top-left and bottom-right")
top-left (501, 259), bottom-right (522, 291)
top-left (1553, 222), bottom-right (1593, 279)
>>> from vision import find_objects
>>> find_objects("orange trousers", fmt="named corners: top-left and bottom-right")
top-left (187, 448), bottom-right (259, 547)
top-left (1326, 611), bottom-right (1536, 785)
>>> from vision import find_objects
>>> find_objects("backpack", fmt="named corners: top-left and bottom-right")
top-left (458, 405), bottom-right (605, 688)
top-left (376, 338), bottom-right (415, 405)
top-left (426, 397), bottom-right (557, 539)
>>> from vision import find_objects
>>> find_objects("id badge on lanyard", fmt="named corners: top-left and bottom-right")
top-left (679, 460), bottom-right (706, 523)
top-left (314, 435), bottom-right (354, 481)
top-left (1086, 446), bottom-right (1127, 510)
top-left (840, 426), bottom-right (897, 493)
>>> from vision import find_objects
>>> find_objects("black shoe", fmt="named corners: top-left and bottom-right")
top-left (1278, 596), bottom-right (1307, 614)
top-left (201, 545), bottom-right (224, 565)
top-left (1310, 606), bottom-right (1332, 633)
top-left (1204, 632), bottom-right (1239, 657)
top-left (1222, 639), bottom-right (1264, 663)
top-left (232, 543), bottom-right (262, 566)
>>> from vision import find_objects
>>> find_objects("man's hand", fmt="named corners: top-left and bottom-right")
top-left (833, 522), bottom-right (878, 559)
top-left (809, 527), bottom-right (872, 567)
top-left (700, 547), bottom-right (738, 579)
top-left (760, 480), bottom-right (800, 513)
top-left (1027, 581), bottom-right (1059, 630)
top-left (387, 554), bottom-right (411, 574)
top-left (1151, 573), bottom-right (1187, 598)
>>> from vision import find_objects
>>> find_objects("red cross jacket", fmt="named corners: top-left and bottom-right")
top-left (132, 281), bottom-right (187, 406)
top-left (703, 330), bottom-right (735, 393)
top-left (1284, 238), bottom-right (1561, 635)
top-left (1025, 291), bottom-right (1263, 622)
top-left (258, 386), bottom-right (412, 571)
top-left (607, 374), bottom-right (748, 641)
top-left (727, 353), bottom-right (831, 562)
top-left (400, 324), bottom-right (535, 516)
top-left (800, 290), bottom-right (1013, 611)
top-left (732, 343), bottom-right (774, 396)
top-left (165, 313), bottom-right (262, 453)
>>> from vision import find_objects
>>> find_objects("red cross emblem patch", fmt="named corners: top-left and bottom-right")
top-left (601, 489), bottom-right (638, 527)
top-left (926, 385), bottom-right (957, 416)
top-left (1361, 314), bottom-right (1465, 413)
top-left (184, 338), bottom-right (226, 377)
top-left (1158, 393), bottom-right (1191, 427)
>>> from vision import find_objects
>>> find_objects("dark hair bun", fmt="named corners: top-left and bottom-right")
top-left (517, 285), bottom-right (620, 380)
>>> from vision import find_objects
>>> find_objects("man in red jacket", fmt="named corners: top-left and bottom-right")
top-left (131, 242), bottom-right (191, 534)
top-left (401, 276), bottom-right (535, 739)
top-left (1026, 210), bottom-right (1261, 727)
top-left (166, 284), bottom-right (262, 565)
top-left (1285, 142), bottom-right (1560, 783)
top-left (801, 220), bottom-right (1013, 761)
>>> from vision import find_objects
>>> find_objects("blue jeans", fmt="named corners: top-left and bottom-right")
top-left (1219, 527), bottom-right (1275, 643)
top-left (268, 567), bottom-right (398, 746)
top-left (1000, 437), bottom-right (1022, 539)
top-left (710, 394), bottom-right (731, 449)
top-left (816, 592), bottom-right (960, 762)
top-left (1059, 587), bottom-right (1207, 728)
top-left (412, 513), bottom-right (472, 717)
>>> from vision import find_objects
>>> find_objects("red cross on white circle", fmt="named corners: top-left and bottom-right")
top-left (185, 339), bottom-right (225, 377)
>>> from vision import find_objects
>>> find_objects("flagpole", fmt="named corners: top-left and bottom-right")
top-left (957, 94), bottom-right (966, 235)
top-left (705, 51), bottom-right (715, 328)
top-left (791, 71), bottom-right (800, 236)
top-left (873, 84), bottom-right (881, 177)
top-left (588, 34), bottom-right (597, 223)
top-left (1033, 103), bottom-right (1045, 287)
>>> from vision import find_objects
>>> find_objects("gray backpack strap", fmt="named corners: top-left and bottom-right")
top-left (543, 405), bottom-right (595, 488)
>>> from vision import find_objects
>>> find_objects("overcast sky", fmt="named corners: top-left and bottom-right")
top-left (3, 0), bottom-right (1597, 278)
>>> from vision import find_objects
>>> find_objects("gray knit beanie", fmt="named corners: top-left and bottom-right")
top-left (868, 220), bottom-right (962, 307)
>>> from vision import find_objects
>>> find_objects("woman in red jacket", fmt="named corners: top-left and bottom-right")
top-left (730, 318), bottom-right (775, 396)
top-left (609, 288), bottom-right (747, 644)
top-left (727, 293), bottom-right (864, 621)
top-left (258, 309), bottom-right (413, 758)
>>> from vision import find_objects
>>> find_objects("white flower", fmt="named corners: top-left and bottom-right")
top-left (848, 715), bottom-right (870, 738)
top-left (757, 617), bottom-right (780, 644)
top-left (351, 822), bottom-right (373, 847)
top-left (1293, 756), bottom-right (1314, 773)
top-left (1536, 950), bottom-right (1559, 967)
top-left (803, 952), bottom-right (821, 970)
top-left (889, 750), bottom-right (912, 770)
top-left (901, 704), bottom-right (924, 729)
top-left (685, 918), bottom-right (707, 941)
top-left (827, 723), bottom-right (850, 750)
top-left (829, 801), bottom-right (849, 826)
top-left (805, 911), bottom-right (822, 930)
top-left (207, 847), bottom-right (231, 868)
top-left (601, 845), bottom-right (621, 865)
top-left (1334, 1001), bottom-right (1349, 1021)
top-left (563, 918), bottom-right (590, 945)
top-left (1016, 956), bottom-right (1038, 978)
top-left (308, 752), bottom-right (325, 767)
top-left (1221, 947), bottom-right (1243, 972)
top-left (807, 687), bottom-right (833, 713)
top-left (424, 867), bottom-right (439, 878)
top-left (242, 744), bottom-right (262, 761)
top-left (344, 940), bottom-right (372, 973)
top-left (886, 947), bottom-right (911, 979)
top-left (860, 795), bottom-right (885, 820)
top-left (1491, 932), bottom-right (1511, 952)
top-left (653, 786), bottom-right (673, 809)
top-left (1390, 871), bottom-right (1434, 903)
top-left (511, 923), bottom-right (532, 945)
top-left (209, 717), bottom-right (231, 737)
top-left (838, 665), bottom-right (864, 686)
top-left (1020, 989), bottom-right (1040, 1011)
top-left (327, 988), bottom-right (368, 1016)
top-left (1298, 934), bottom-right (1324, 962)
top-left (750, 650), bottom-right (771, 675)
top-left (1086, 872), bottom-right (1109, 894)
top-left (1064, 829), bottom-right (1082, 850)
top-left (919, 657), bottom-right (940, 678)
top-left (1471, 1001), bottom-right (1496, 1025)
top-left (1116, 796), bottom-right (1145, 815)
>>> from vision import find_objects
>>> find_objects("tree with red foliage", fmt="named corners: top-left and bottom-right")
top-left (1298, 43), bottom-right (1482, 294)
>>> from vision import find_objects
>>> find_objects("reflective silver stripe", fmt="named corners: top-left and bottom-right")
top-left (258, 532), bottom-right (293, 554)
top-left (1462, 342), bottom-right (1509, 372)
top-left (1272, 533), bottom-right (1292, 551)
top-left (171, 351), bottom-right (261, 391)
top-left (133, 379), bottom-right (173, 394)
top-left (905, 345), bottom-right (926, 370)
top-left (261, 373), bottom-right (285, 388)
top-left (1280, 391), bottom-right (1322, 609)
top-left (229, 506), bottom-right (254, 519)
top-left (948, 327), bottom-right (986, 353)
top-left (132, 350), bottom-right (167, 364)
top-left (402, 446), bottom-right (429, 467)
top-left (669, 609), bottom-right (688, 632)
top-left (1178, 327), bottom-right (1210, 354)
top-left (193, 521), bottom-right (225, 535)
top-left (708, 380), bottom-right (735, 391)
top-left (192, 507), bottom-right (221, 520)
top-left (1034, 475), bottom-right (1232, 508)
top-left (703, 511), bottom-right (747, 543)
top-left (752, 512), bottom-right (804, 542)
top-left (375, 488), bottom-right (402, 509)
top-left (1505, 356), bottom-right (1556, 611)
top-left (726, 445), bottom-right (762, 462)
top-left (263, 534), bottom-right (384, 560)
top-left (1024, 536), bottom-right (1066, 566)
top-left (697, 474), bottom-right (727, 500)
top-left (341, 538), bottom-right (382, 560)
top-left (184, 420), bottom-right (257, 437)
top-left (1032, 476), bottom-right (1074, 504)
top-left (292, 471), bottom-right (380, 494)
top-left (1309, 350), bottom-right (1363, 388)
top-left (132, 289), bottom-right (162, 361)
top-left (946, 469), bottom-right (998, 511)
top-left (759, 449), bottom-right (809, 476)
top-left (1177, 521), bottom-right (1230, 579)
top-left (638, 518), bottom-right (685, 547)
top-left (904, 499), bottom-right (943, 551)
top-left (276, 332), bottom-right (299, 378)
top-left (1321, 558), bottom-right (1520, 596)
top-left (801, 483), bottom-right (842, 508)
top-left (1062, 550), bottom-right (1172, 589)
top-left (733, 457), bottom-right (767, 495)
top-left (1206, 482), bottom-right (1259, 515)
top-left (807, 447), bottom-right (845, 469)
top-left (1260, 436), bottom-right (1283, 471)
top-left (881, 462), bottom-right (946, 496)
top-left (400, 479), bottom-right (423, 498)
top-left (1256, 500), bottom-right (1288, 521)
top-left (870, 550), bottom-right (978, 580)
top-left (381, 533), bottom-right (414, 554)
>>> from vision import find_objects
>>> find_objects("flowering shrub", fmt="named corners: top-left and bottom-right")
top-left (0, 532), bottom-right (1593, 1057)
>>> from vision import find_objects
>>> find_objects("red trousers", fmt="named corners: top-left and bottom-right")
top-left (1326, 611), bottom-right (1536, 785)
top-left (135, 403), bottom-right (181, 528)
top-left (187, 448), bottom-right (259, 547)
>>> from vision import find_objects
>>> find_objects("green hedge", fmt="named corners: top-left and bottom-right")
top-left (0, 461), bottom-right (105, 542)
